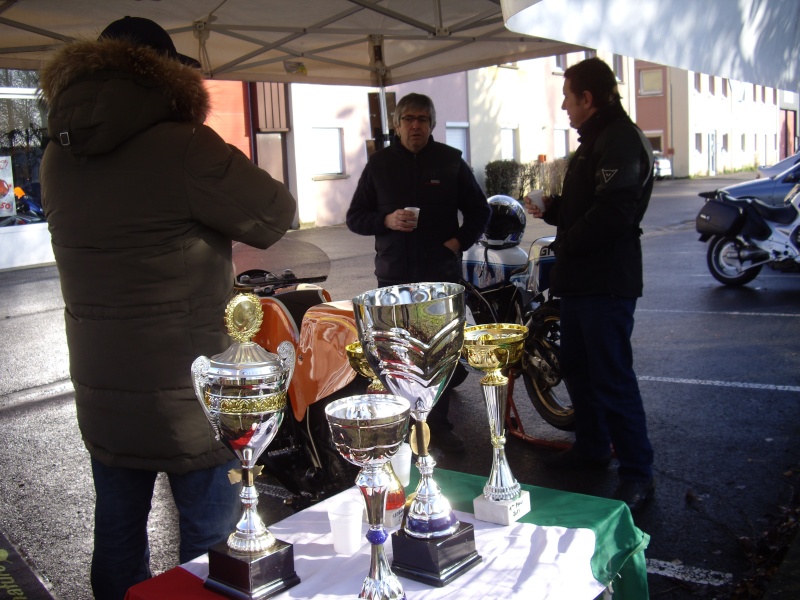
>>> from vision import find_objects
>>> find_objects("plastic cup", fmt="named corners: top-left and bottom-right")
top-left (390, 442), bottom-right (412, 487)
top-left (404, 206), bottom-right (420, 228)
top-left (327, 499), bottom-right (364, 555)
top-left (527, 190), bottom-right (545, 212)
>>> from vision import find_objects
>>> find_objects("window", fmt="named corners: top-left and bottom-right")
top-left (646, 135), bottom-right (663, 151)
top-left (554, 129), bottom-right (569, 158)
top-left (310, 127), bottom-right (345, 178)
top-left (722, 79), bottom-right (729, 98)
top-left (445, 123), bottom-right (469, 163)
top-left (741, 133), bottom-right (746, 151)
top-left (722, 134), bottom-right (729, 152)
top-left (639, 69), bottom-right (663, 96)
top-left (554, 54), bottom-right (567, 71)
top-left (612, 54), bottom-right (624, 82)
top-left (500, 127), bottom-right (518, 161)
top-left (694, 72), bottom-right (702, 93)
top-left (0, 69), bottom-right (46, 223)
top-left (584, 49), bottom-right (597, 60)
top-left (708, 76), bottom-right (716, 96)
top-left (695, 133), bottom-right (703, 153)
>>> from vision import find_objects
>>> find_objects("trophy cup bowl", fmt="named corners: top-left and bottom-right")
top-left (326, 394), bottom-right (410, 600)
top-left (353, 283), bottom-right (481, 587)
top-left (462, 323), bottom-right (531, 525)
top-left (346, 341), bottom-right (386, 392)
top-left (191, 293), bottom-right (300, 599)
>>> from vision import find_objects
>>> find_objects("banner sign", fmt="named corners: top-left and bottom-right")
top-left (0, 157), bottom-right (15, 217)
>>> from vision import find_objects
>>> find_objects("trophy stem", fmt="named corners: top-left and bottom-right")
top-left (228, 469), bottom-right (276, 553)
top-left (480, 372), bottom-right (521, 501)
top-left (405, 418), bottom-right (459, 539)
top-left (357, 465), bottom-right (405, 600)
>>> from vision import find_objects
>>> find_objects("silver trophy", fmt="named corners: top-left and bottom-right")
top-left (352, 283), bottom-right (481, 586)
top-left (326, 394), bottom-right (410, 600)
top-left (462, 323), bottom-right (531, 525)
top-left (191, 293), bottom-right (300, 599)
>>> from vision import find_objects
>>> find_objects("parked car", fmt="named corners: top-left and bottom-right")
top-left (719, 161), bottom-right (800, 206)
top-left (653, 151), bottom-right (672, 179)
top-left (756, 151), bottom-right (800, 179)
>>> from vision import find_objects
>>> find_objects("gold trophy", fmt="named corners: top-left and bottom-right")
top-left (346, 341), bottom-right (386, 392)
top-left (191, 293), bottom-right (300, 599)
top-left (462, 323), bottom-right (531, 525)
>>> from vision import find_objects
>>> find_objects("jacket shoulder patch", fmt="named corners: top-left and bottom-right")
top-left (601, 169), bottom-right (618, 183)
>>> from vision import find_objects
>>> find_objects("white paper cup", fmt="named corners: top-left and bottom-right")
top-left (404, 206), bottom-right (420, 228)
top-left (390, 442), bottom-right (413, 487)
top-left (527, 190), bottom-right (545, 212)
top-left (327, 499), bottom-right (363, 555)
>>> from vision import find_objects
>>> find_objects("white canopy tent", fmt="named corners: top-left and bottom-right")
top-left (0, 0), bottom-right (583, 86)
top-left (501, 0), bottom-right (800, 91)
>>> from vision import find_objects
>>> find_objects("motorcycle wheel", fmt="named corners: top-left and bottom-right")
top-left (707, 235), bottom-right (762, 286)
top-left (520, 304), bottom-right (575, 431)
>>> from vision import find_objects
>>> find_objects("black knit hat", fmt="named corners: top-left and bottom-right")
top-left (99, 16), bottom-right (201, 68)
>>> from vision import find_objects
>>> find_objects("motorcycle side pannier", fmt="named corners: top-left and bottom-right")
top-left (696, 200), bottom-right (743, 236)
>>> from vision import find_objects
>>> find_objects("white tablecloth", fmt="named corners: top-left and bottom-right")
top-left (181, 487), bottom-right (607, 599)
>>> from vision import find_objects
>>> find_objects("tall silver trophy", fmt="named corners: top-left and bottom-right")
top-left (191, 293), bottom-right (300, 599)
top-left (326, 394), bottom-right (410, 600)
top-left (352, 282), bottom-right (481, 586)
top-left (462, 323), bottom-right (531, 525)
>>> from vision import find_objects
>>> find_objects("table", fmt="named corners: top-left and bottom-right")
top-left (125, 469), bottom-right (649, 600)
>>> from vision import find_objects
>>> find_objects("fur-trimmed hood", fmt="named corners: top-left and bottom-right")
top-left (40, 37), bottom-right (210, 156)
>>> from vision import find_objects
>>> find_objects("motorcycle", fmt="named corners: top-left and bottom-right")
top-left (0, 188), bottom-right (46, 227)
top-left (461, 235), bottom-right (575, 435)
top-left (695, 183), bottom-right (800, 286)
top-left (232, 237), bottom-right (365, 510)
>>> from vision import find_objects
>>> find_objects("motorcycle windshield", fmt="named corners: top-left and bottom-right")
top-left (232, 236), bottom-right (331, 288)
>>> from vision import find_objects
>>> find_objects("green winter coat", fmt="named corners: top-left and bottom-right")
top-left (39, 37), bottom-right (296, 473)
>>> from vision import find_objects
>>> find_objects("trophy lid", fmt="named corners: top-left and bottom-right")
top-left (206, 293), bottom-right (289, 379)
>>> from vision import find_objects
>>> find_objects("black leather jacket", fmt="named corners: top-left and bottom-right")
top-left (543, 101), bottom-right (654, 298)
top-left (347, 136), bottom-right (489, 285)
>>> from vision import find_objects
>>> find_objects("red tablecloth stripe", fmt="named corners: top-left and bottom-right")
top-left (124, 568), bottom-right (220, 600)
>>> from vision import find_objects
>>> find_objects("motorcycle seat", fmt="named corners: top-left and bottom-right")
top-left (750, 200), bottom-right (797, 225)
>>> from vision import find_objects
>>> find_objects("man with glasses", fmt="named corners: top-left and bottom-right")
top-left (347, 92), bottom-right (489, 453)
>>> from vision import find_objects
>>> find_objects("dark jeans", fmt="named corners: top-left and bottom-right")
top-left (90, 457), bottom-right (241, 600)
top-left (559, 295), bottom-right (654, 482)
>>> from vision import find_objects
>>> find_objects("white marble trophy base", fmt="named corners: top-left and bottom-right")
top-left (473, 490), bottom-right (531, 526)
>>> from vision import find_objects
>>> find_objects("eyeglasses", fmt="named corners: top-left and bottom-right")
top-left (400, 115), bottom-right (431, 125)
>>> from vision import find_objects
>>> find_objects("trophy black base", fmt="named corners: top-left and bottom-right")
top-left (204, 539), bottom-right (300, 600)
top-left (390, 522), bottom-right (482, 587)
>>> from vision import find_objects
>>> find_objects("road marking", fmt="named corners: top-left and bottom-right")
top-left (647, 558), bottom-right (733, 587)
top-left (639, 308), bottom-right (800, 318)
top-left (638, 375), bottom-right (800, 393)
top-left (0, 380), bottom-right (74, 407)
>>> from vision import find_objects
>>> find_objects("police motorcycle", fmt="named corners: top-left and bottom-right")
top-left (232, 237), bottom-right (364, 509)
top-left (461, 195), bottom-right (575, 434)
top-left (695, 184), bottom-right (800, 286)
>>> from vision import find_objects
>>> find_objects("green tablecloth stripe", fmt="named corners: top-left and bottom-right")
top-left (408, 469), bottom-right (650, 600)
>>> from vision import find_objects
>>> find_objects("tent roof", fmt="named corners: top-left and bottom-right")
top-left (0, 0), bottom-right (584, 86)
top-left (502, 0), bottom-right (800, 91)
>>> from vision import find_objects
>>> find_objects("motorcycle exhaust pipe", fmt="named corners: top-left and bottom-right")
top-left (739, 248), bottom-right (770, 263)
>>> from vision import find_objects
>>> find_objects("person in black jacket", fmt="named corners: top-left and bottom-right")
top-left (524, 57), bottom-right (655, 512)
top-left (347, 93), bottom-right (490, 453)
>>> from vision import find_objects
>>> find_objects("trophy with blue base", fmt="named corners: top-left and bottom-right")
top-left (352, 282), bottom-right (481, 587)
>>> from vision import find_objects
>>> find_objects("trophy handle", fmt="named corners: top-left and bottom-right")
top-left (191, 356), bottom-right (221, 440)
top-left (277, 341), bottom-right (296, 388)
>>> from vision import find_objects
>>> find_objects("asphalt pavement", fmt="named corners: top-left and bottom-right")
top-left (2, 171), bottom-right (800, 599)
